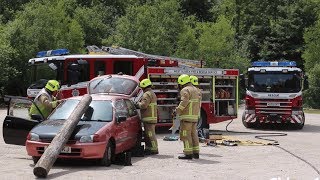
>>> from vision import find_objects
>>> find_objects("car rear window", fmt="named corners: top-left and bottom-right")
top-left (49, 99), bottom-right (113, 122)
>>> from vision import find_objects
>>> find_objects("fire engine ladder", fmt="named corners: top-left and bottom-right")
top-left (101, 46), bottom-right (205, 68)
top-left (86, 45), bottom-right (108, 55)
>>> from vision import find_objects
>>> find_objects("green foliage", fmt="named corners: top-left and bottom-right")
top-left (0, 0), bottom-right (85, 95)
top-left (174, 16), bottom-right (200, 60)
top-left (198, 15), bottom-right (250, 72)
top-left (303, 27), bottom-right (320, 108)
top-left (105, 0), bottom-right (184, 55)
top-left (74, 3), bottom-right (114, 46)
top-left (303, 19), bottom-right (320, 71)
top-left (0, 32), bottom-right (19, 96)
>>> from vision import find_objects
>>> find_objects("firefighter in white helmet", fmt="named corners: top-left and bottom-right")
top-left (29, 80), bottom-right (63, 120)
top-left (136, 78), bottom-right (159, 155)
top-left (176, 74), bottom-right (201, 159)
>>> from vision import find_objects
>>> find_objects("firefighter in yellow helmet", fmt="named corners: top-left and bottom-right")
top-left (176, 74), bottom-right (201, 159)
top-left (136, 78), bottom-right (158, 155)
top-left (29, 80), bottom-right (63, 120)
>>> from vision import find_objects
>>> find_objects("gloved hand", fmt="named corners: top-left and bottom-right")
top-left (134, 102), bottom-right (140, 109)
top-left (171, 109), bottom-right (177, 117)
top-left (57, 99), bottom-right (64, 105)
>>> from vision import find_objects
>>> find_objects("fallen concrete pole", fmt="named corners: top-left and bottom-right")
top-left (33, 94), bottom-right (92, 178)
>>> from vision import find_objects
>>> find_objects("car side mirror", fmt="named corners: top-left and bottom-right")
top-left (31, 114), bottom-right (44, 122)
top-left (116, 116), bottom-right (127, 123)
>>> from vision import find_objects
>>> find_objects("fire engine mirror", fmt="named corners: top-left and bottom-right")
top-left (239, 74), bottom-right (246, 89)
top-left (49, 63), bottom-right (57, 70)
top-left (304, 76), bottom-right (309, 90)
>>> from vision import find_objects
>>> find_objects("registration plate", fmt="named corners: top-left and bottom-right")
top-left (267, 102), bottom-right (280, 107)
top-left (44, 146), bottom-right (71, 153)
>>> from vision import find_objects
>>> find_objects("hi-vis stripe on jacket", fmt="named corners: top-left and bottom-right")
top-left (176, 84), bottom-right (201, 122)
top-left (138, 88), bottom-right (158, 123)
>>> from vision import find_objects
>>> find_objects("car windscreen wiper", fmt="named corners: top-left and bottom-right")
top-left (92, 79), bottom-right (104, 90)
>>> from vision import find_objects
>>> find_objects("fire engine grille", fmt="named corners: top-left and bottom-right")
top-left (255, 99), bottom-right (292, 115)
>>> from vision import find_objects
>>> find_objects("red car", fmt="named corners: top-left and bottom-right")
top-left (3, 74), bottom-right (143, 166)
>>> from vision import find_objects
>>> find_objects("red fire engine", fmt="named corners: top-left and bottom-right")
top-left (27, 46), bottom-right (239, 128)
top-left (241, 61), bottom-right (308, 129)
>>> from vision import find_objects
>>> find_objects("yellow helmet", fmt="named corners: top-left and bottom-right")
top-left (45, 80), bottom-right (60, 92)
top-left (190, 75), bottom-right (199, 86)
top-left (177, 74), bottom-right (190, 85)
top-left (140, 79), bottom-right (152, 88)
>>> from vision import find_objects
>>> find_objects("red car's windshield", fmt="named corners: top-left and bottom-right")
top-left (49, 99), bottom-right (113, 122)
top-left (89, 76), bottom-right (138, 95)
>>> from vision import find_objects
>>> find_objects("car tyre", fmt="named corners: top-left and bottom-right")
top-left (32, 156), bottom-right (40, 164)
top-left (99, 141), bottom-right (114, 166)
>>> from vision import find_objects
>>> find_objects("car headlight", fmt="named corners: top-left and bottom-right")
top-left (79, 135), bottom-right (94, 143)
top-left (30, 133), bottom-right (40, 141)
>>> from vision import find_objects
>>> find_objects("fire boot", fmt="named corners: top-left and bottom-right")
top-left (193, 153), bottom-right (199, 159)
top-left (178, 154), bottom-right (193, 159)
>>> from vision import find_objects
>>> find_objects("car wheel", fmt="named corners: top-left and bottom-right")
top-left (197, 110), bottom-right (209, 129)
top-left (99, 141), bottom-right (114, 166)
top-left (32, 156), bottom-right (40, 164)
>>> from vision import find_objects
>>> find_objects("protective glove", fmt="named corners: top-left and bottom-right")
top-left (134, 102), bottom-right (140, 109)
top-left (171, 109), bottom-right (177, 117)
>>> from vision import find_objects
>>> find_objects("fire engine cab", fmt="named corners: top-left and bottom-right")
top-left (242, 61), bottom-right (308, 129)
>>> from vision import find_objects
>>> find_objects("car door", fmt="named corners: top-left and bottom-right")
top-left (114, 99), bottom-right (130, 152)
top-left (2, 96), bottom-right (40, 146)
top-left (124, 99), bottom-right (141, 148)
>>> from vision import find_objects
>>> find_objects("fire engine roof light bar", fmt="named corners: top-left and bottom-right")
top-left (36, 49), bottom-right (70, 58)
top-left (252, 61), bottom-right (297, 67)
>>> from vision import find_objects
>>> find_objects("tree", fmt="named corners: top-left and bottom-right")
top-left (105, 0), bottom-right (184, 55)
top-left (180, 0), bottom-right (214, 21)
top-left (198, 15), bottom-right (250, 72)
top-left (174, 16), bottom-right (200, 60)
top-left (0, 31), bottom-right (19, 96)
top-left (73, 3), bottom-right (114, 46)
top-left (1, 0), bottom-right (85, 95)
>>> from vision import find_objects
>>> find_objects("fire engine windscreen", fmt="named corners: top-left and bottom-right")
top-left (247, 72), bottom-right (302, 93)
top-left (88, 77), bottom-right (138, 95)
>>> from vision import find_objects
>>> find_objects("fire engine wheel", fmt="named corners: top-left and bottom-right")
top-left (295, 113), bottom-right (305, 130)
top-left (32, 156), bottom-right (40, 164)
top-left (99, 141), bottom-right (115, 166)
top-left (242, 113), bottom-right (256, 128)
top-left (197, 110), bottom-right (209, 129)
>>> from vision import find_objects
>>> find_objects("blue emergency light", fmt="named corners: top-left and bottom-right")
top-left (252, 61), bottom-right (296, 67)
top-left (36, 49), bottom-right (69, 58)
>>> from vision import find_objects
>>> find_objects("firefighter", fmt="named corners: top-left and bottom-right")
top-left (136, 78), bottom-right (159, 155)
top-left (29, 80), bottom-right (62, 120)
top-left (176, 74), bottom-right (201, 159)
